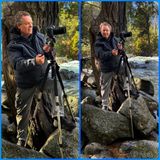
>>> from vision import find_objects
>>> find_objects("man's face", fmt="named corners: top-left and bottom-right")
top-left (100, 25), bottom-right (111, 39)
top-left (17, 15), bottom-right (33, 38)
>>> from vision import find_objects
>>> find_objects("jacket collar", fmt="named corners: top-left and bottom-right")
top-left (97, 32), bottom-right (114, 41)
top-left (9, 26), bottom-right (38, 42)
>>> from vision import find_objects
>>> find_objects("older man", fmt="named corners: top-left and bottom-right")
top-left (94, 22), bottom-right (122, 111)
top-left (7, 11), bottom-right (75, 147)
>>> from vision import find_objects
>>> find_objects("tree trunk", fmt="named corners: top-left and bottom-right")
top-left (89, 2), bottom-right (127, 92)
top-left (2, 2), bottom-right (59, 147)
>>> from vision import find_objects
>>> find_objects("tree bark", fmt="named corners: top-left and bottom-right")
top-left (89, 2), bottom-right (127, 91)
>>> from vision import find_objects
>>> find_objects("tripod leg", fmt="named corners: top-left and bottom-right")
top-left (56, 65), bottom-right (76, 123)
top-left (127, 86), bottom-right (134, 139)
top-left (56, 96), bottom-right (64, 158)
top-left (53, 74), bottom-right (64, 158)
top-left (123, 57), bottom-right (134, 139)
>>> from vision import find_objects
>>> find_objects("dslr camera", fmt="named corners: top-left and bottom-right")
top-left (46, 25), bottom-right (66, 45)
top-left (118, 31), bottom-right (132, 56)
top-left (45, 25), bottom-right (66, 61)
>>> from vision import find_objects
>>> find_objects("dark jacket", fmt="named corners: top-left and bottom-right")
top-left (94, 32), bottom-right (121, 73)
top-left (7, 27), bottom-right (48, 89)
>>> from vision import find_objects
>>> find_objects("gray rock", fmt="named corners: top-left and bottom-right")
top-left (82, 88), bottom-right (97, 99)
top-left (84, 142), bottom-right (107, 155)
top-left (60, 69), bottom-right (77, 80)
top-left (40, 127), bottom-right (78, 158)
top-left (82, 104), bottom-right (132, 145)
top-left (87, 140), bottom-right (158, 158)
top-left (117, 95), bottom-right (157, 135)
top-left (81, 96), bottom-right (94, 105)
top-left (120, 140), bottom-right (158, 158)
top-left (129, 61), bottom-right (147, 69)
top-left (2, 114), bottom-right (11, 141)
top-left (134, 78), bottom-right (154, 96)
top-left (146, 131), bottom-right (158, 141)
top-left (2, 139), bottom-right (49, 158)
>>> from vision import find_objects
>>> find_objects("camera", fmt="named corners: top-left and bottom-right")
top-left (119, 31), bottom-right (132, 39)
top-left (118, 31), bottom-right (132, 56)
top-left (46, 25), bottom-right (66, 40)
top-left (45, 26), bottom-right (66, 61)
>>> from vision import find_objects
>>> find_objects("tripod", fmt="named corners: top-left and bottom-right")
top-left (25, 54), bottom-right (76, 156)
top-left (111, 49), bottom-right (139, 139)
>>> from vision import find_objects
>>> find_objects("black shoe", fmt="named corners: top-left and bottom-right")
top-left (17, 140), bottom-right (25, 147)
top-left (61, 117), bottom-right (76, 132)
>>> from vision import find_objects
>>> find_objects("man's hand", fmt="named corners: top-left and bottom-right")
top-left (43, 44), bottom-right (53, 53)
top-left (112, 49), bottom-right (118, 56)
top-left (36, 54), bottom-right (45, 64)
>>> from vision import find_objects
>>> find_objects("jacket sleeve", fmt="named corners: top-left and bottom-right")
top-left (7, 45), bottom-right (39, 73)
top-left (94, 42), bottom-right (112, 60)
top-left (36, 32), bottom-right (51, 60)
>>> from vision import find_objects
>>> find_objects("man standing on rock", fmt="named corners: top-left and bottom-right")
top-left (94, 22), bottom-right (122, 111)
top-left (7, 11), bottom-right (75, 147)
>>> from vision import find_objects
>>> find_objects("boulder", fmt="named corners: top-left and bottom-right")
top-left (60, 69), bottom-right (77, 80)
top-left (2, 139), bottom-right (49, 158)
top-left (2, 113), bottom-right (16, 143)
top-left (81, 96), bottom-right (94, 105)
top-left (82, 88), bottom-right (97, 99)
top-left (84, 140), bottom-right (158, 158)
top-left (134, 78), bottom-right (154, 96)
top-left (84, 142), bottom-right (107, 155)
top-left (117, 95), bottom-right (157, 135)
top-left (82, 104), bottom-right (132, 145)
top-left (119, 140), bottom-right (158, 158)
top-left (40, 127), bottom-right (78, 158)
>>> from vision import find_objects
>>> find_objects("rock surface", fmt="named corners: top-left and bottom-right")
top-left (82, 104), bottom-right (132, 145)
top-left (82, 88), bottom-right (97, 99)
top-left (40, 127), bottom-right (78, 158)
top-left (2, 139), bottom-right (49, 158)
top-left (119, 140), bottom-right (158, 158)
top-left (117, 95), bottom-right (157, 135)
top-left (84, 140), bottom-right (158, 158)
